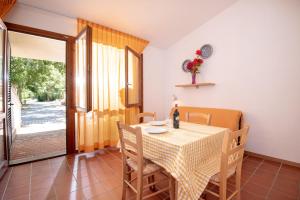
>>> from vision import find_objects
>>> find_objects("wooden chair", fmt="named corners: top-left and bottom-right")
top-left (136, 112), bottom-right (156, 124)
top-left (203, 126), bottom-right (249, 200)
top-left (186, 112), bottom-right (211, 125)
top-left (117, 122), bottom-right (175, 200)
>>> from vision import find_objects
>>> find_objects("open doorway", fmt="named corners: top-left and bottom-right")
top-left (7, 30), bottom-right (67, 164)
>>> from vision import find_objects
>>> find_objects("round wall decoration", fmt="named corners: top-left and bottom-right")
top-left (181, 59), bottom-right (191, 72)
top-left (200, 44), bottom-right (213, 59)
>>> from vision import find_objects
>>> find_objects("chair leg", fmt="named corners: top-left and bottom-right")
top-left (122, 180), bottom-right (127, 200)
top-left (147, 176), bottom-right (152, 190)
top-left (137, 173), bottom-right (143, 200)
top-left (122, 170), bottom-right (127, 200)
top-left (219, 176), bottom-right (227, 200)
top-left (127, 165), bottom-right (132, 181)
top-left (122, 165), bottom-right (131, 200)
top-left (235, 168), bottom-right (242, 200)
top-left (148, 175), bottom-right (157, 191)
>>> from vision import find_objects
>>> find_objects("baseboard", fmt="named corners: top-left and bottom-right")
top-left (245, 151), bottom-right (300, 168)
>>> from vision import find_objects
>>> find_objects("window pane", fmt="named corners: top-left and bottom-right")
top-left (75, 31), bottom-right (87, 110)
top-left (127, 51), bottom-right (140, 105)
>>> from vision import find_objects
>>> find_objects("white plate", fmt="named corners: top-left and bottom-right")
top-left (149, 120), bottom-right (167, 126)
top-left (145, 127), bottom-right (167, 134)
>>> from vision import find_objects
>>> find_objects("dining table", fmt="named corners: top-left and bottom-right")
top-left (131, 121), bottom-right (229, 200)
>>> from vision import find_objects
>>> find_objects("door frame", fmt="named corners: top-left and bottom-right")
top-left (4, 22), bottom-right (76, 155)
top-left (0, 20), bottom-right (8, 179)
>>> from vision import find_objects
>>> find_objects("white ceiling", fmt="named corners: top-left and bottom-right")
top-left (18, 0), bottom-right (237, 48)
top-left (9, 31), bottom-right (66, 62)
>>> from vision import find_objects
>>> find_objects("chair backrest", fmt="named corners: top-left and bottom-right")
top-left (136, 112), bottom-right (156, 124)
top-left (117, 122), bottom-right (144, 169)
top-left (186, 112), bottom-right (211, 125)
top-left (220, 126), bottom-right (249, 179)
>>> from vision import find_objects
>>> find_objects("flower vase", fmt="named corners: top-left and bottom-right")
top-left (192, 73), bottom-right (196, 84)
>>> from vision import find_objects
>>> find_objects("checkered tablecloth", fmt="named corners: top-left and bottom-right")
top-left (132, 122), bottom-right (228, 200)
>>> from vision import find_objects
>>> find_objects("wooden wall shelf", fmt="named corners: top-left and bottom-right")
top-left (175, 83), bottom-right (215, 88)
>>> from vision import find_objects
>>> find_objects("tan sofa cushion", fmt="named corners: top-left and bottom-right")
top-left (170, 106), bottom-right (242, 131)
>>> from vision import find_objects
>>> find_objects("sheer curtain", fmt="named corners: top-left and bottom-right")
top-left (76, 19), bottom-right (148, 152)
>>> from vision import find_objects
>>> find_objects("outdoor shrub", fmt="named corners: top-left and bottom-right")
top-left (10, 57), bottom-right (65, 103)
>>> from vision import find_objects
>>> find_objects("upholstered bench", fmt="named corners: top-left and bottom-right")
top-left (170, 106), bottom-right (243, 131)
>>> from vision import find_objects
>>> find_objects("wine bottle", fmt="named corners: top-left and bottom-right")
top-left (173, 104), bottom-right (180, 129)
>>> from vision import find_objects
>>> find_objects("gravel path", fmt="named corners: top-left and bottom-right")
top-left (21, 100), bottom-right (66, 126)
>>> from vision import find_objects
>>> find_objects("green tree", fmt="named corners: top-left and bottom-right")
top-left (10, 57), bottom-right (65, 103)
top-left (10, 57), bottom-right (28, 101)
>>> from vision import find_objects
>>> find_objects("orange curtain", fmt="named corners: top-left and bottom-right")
top-left (0, 0), bottom-right (16, 18)
top-left (76, 19), bottom-right (148, 152)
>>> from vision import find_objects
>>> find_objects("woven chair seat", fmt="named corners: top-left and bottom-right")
top-left (127, 158), bottom-right (161, 175)
top-left (210, 167), bottom-right (236, 182)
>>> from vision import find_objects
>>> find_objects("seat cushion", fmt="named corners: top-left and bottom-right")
top-left (210, 167), bottom-right (236, 182)
top-left (126, 158), bottom-right (161, 175)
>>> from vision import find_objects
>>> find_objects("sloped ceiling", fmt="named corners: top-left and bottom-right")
top-left (18, 0), bottom-right (237, 48)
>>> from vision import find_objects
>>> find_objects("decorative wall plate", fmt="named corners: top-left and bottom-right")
top-left (182, 59), bottom-right (191, 72)
top-left (200, 44), bottom-right (213, 59)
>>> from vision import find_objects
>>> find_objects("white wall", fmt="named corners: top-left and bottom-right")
top-left (164, 0), bottom-right (300, 163)
top-left (143, 46), bottom-right (166, 119)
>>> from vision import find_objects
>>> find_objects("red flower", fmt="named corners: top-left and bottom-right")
top-left (196, 49), bottom-right (202, 56)
top-left (193, 58), bottom-right (198, 65)
top-left (186, 49), bottom-right (204, 73)
top-left (192, 58), bottom-right (203, 65)
top-left (197, 58), bottom-right (203, 64)
top-left (187, 62), bottom-right (193, 70)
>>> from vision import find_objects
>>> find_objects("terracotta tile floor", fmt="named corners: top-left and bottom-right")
top-left (10, 129), bottom-right (66, 164)
top-left (0, 149), bottom-right (299, 200)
